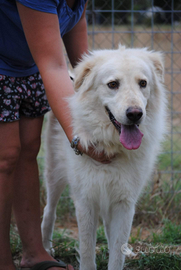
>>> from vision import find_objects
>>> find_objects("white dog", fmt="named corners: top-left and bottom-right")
top-left (41, 45), bottom-right (167, 270)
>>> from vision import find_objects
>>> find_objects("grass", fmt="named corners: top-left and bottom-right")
top-left (132, 131), bottom-right (181, 226)
top-left (125, 253), bottom-right (181, 270)
top-left (96, 225), bottom-right (107, 244)
top-left (152, 219), bottom-right (181, 245)
top-left (158, 133), bottom-right (181, 172)
top-left (125, 220), bottom-right (181, 269)
top-left (55, 186), bottom-right (75, 224)
top-left (52, 230), bottom-right (79, 268)
top-left (10, 225), bottom-right (22, 257)
top-left (12, 220), bottom-right (181, 269)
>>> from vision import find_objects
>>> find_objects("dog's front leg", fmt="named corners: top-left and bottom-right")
top-left (75, 200), bottom-right (99, 270)
top-left (107, 202), bottom-right (135, 270)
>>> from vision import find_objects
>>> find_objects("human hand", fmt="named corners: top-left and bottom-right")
top-left (78, 144), bottom-right (115, 164)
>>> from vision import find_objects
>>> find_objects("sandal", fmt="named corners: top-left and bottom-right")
top-left (21, 260), bottom-right (67, 270)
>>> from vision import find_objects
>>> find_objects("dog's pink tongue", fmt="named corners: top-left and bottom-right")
top-left (120, 124), bottom-right (143, 150)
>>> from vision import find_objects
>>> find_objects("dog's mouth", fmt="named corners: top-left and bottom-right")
top-left (105, 106), bottom-right (143, 150)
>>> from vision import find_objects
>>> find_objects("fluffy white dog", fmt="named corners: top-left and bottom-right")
top-left (41, 45), bottom-right (167, 270)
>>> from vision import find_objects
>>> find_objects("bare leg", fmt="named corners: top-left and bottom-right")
top-left (0, 121), bottom-right (20, 270)
top-left (13, 116), bottom-right (73, 270)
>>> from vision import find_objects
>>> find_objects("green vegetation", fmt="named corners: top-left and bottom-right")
top-left (12, 220), bottom-right (181, 269)
top-left (10, 225), bottom-right (22, 257)
top-left (125, 253), bottom-right (181, 270)
top-left (52, 230), bottom-right (79, 268)
top-left (152, 220), bottom-right (181, 245)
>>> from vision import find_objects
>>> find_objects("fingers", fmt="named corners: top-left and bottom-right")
top-left (79, 145), bottom-right (115, 164)
top-left (91, 153), bottom-right (112, 164)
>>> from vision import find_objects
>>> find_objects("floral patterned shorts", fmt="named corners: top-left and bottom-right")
top-left (0, 72), bottom-right (51, 122)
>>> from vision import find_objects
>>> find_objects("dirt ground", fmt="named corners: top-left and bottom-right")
top-left (54, 220), bottom-right (154, 242)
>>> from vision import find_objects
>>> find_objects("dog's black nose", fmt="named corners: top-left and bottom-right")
top-left (126, 107), bottom-right (143, 123)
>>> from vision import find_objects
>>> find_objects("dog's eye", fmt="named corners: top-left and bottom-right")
top-left (107, 81), bottom-right (119, 90)
top-left (139, 80), bottom-right (147, 88)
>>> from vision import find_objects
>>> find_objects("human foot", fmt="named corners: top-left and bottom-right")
top-left (21, 261), bottom-right (74, 270)
top-left (20, 249), bottom-right (74, 270)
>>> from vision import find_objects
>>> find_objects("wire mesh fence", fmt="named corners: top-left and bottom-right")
top-left (39, 0), bottom-right (181, 225)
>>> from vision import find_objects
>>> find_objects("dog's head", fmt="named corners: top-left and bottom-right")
top-left (71, 45), bottom-right (165, 151)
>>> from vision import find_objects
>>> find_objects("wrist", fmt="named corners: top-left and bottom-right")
top-left (70, 135), bottom-right (83, 156)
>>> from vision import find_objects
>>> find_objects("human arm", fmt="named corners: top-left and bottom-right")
top-left (16, 2), bottom-right (112, 163)
top-left (16, 2), bottom-right (75, 144)
top-left (63, 2), bottom-right (89, 67)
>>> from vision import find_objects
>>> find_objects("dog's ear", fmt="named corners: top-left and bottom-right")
top-left (74, 54), bottom-right (96, 92)
top-left (148, 52), bottom-right (165, 82)
top-left (74, 64), bottom-right (93, 91)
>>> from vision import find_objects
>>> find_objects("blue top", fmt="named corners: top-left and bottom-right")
top-left (0, 0), bottom-right (87, 77)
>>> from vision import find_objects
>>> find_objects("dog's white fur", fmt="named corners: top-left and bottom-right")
top-left (41, 46), bottom-right (167, 270)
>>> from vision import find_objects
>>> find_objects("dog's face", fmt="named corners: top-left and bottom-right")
top-left (73, 46), bottom-right (164, 150)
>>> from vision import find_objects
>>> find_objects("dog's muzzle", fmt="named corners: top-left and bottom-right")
top-left (105, 106), bottom-right (122, 134)
top-left (105, 106), bottom-right (144, 150)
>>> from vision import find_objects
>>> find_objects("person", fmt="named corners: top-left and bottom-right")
top-left (0, 1), bottom-right (113, 270)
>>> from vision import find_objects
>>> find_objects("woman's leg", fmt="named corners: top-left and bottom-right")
top-left (0, 121), bottom-right (20, 270)
top-left (13, 116), bottom-right (72, 270)
top-left (13, 116), bottom-right (45, 266)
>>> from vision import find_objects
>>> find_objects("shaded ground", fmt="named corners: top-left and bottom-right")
top-left (12, 222), bottom-right (181, 270)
